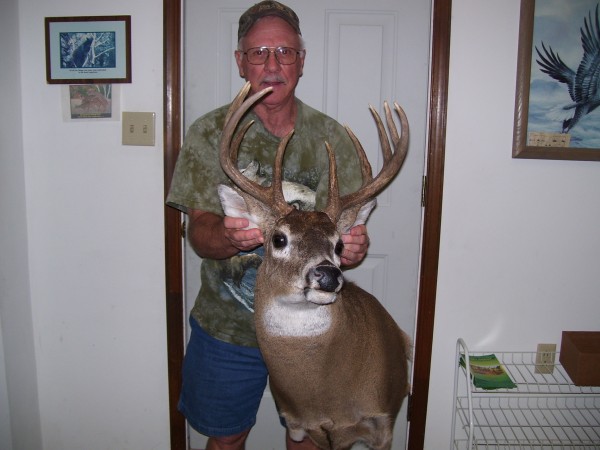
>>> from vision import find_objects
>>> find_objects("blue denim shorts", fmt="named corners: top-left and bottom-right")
top-left (178, 317), bottom-right (269, 437)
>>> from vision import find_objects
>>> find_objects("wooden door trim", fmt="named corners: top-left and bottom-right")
top-left (162, 1), bottom-right (451, 449)
top-left (163, 0), bottom-right (186, 449)
top-left (406, 0), bottom-right (451, 448)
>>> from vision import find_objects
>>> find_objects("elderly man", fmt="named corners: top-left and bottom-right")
top-left (167, 2), bottom-right (370, 449)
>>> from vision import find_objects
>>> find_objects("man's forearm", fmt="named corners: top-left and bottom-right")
top-left (187, 210), bottom-right (241, 259)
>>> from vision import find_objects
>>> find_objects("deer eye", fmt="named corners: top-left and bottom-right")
top-left (272, 233), bottom-right (288, 249)
top-left (335, 240), bottom-right (344, 256)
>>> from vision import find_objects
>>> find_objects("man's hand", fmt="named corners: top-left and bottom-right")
top-left (223, 216), bottom-right (264, 251)
top-left (341, 224), bottom-right (369, 267)
top-left (187, 209), bottom-right (263, 259)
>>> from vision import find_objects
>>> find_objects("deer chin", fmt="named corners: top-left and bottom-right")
top-left (304, 289), bottom-right (338, 305)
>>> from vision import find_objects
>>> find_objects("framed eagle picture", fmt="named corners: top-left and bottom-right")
top-left (513, 0), bottom-right (600, 161)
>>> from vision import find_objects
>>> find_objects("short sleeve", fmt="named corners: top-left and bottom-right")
top-left (166, 107), bottom-right (230, 215)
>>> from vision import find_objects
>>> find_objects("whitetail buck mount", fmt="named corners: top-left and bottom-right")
top-left (218, 82), bottom-right (412, 450)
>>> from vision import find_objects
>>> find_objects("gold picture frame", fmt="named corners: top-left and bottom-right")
top-left (513, 0), bottom-right (600, 161)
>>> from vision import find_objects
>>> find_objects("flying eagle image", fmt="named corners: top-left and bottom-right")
top-left (535, 4), bottom-right (600, 133)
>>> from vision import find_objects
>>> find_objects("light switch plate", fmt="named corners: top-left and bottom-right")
top-left (122, 112), bottom-right (156, 146)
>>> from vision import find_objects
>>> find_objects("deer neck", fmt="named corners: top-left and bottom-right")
top-left (259, 293), bottom-right (334, 338)
top-left (254, 267), bottom-right (349, 339)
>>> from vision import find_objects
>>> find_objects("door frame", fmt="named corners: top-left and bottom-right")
top-left (162, 1), bottom-right (451, 448)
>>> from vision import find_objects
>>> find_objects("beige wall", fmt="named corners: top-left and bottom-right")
top-left (1, 0), bottom-right (169, 448)
top-left (427, 1), bottom-right (600, 448)
top-left (2, 0), bottom-right (599, 449)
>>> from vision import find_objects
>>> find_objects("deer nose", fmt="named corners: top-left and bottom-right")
top-left (307, 263), bottom-right (343, 293)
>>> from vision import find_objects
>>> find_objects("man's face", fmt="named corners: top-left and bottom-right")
top-left (235, 16), bottom-right (305, 107)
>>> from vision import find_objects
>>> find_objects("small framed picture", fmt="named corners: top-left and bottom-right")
top-left (45, 15), bottom-right (131, 84)
top-left (61, 84), bottom-right (120, 121)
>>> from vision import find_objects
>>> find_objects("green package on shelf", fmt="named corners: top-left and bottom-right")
top-left (459, 354), bottom-right (517, 390)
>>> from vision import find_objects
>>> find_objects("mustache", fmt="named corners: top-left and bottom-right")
top-left (260, 76), bottom-right (286, 84)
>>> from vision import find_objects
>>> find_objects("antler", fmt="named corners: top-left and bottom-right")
top-left (324, 101), bottom-right (409, 222)
top-left (219, 82), bottom-right (294, 217)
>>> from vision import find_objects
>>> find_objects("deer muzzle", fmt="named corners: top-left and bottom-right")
top-left (304, 262), bottom-right (343, 305)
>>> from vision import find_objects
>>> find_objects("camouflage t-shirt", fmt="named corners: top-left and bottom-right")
top-left (167, 98), bottom-right (362, 347)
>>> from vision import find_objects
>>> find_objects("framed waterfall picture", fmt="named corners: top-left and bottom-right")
top-left (512, 0), bottom-right (600, 161)
top-left (45, 16), bottom-right (131, 84)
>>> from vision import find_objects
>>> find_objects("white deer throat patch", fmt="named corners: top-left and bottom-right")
top-left (262, 296), bottom-right (332, 337)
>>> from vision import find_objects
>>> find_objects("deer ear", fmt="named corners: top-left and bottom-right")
top-left (218, 184), bottom-right (278, 231)
top-left (218, 185), bottom-right (257, 229)
top-left (337, 199), bottom-right (377, 234)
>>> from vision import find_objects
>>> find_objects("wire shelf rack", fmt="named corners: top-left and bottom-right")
top-left (451, 339), bottom-right (600, 450)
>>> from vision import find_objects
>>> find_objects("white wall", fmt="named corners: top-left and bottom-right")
top-left (0, 0), bottom-right (42, 448)
top-left (0, 0), bottom-right (170, 449)
top-left (4, 0), bottom-right (599, 449)
top-left (425, 0), bottom-right (600, 449)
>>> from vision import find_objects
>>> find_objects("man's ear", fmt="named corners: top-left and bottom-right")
top-left (234, 50), bottom-right (245, 78)
top-left (336, 199), bottom-right (377, 234)
top-left (218, 184), bottom-right (278, 231)
top-left (298, 49), bottom-right (306, 77)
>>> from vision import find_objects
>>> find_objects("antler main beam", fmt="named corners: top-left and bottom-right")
top-left (221, 83), bottom-right (408, 223)
top-left (219, 82), bottom-right (294, 217)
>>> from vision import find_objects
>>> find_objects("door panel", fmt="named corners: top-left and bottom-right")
top-left (183, 1), bottom-right (431, 448)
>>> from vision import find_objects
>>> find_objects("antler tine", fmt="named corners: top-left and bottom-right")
top-left (220, 82), bottom-right (293, 217)
top-left (223, 81), bottom-right (252, 126)
top-left (323, 142), bottom-right (341, 220)
top-left (336, 101), bottom-right (409, 215)
top-left (371, 103), bottom-right (394, 165)
top-left (323, 127), bottom-right (373, 222)
top-left (343, 125), bottom-right (374, 184)
top-left (272, 131), bottom-right (295, 212)
top-left (230, 120), bottom-right (255, 161)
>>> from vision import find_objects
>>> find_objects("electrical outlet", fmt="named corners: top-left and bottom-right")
top-left (535, 343), bottom-right (556, 374)
top-left (122, 112), bottom-right (156, 146)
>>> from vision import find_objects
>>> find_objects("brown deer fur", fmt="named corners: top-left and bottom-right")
top-left (217, 82), bottom-right (411, 450)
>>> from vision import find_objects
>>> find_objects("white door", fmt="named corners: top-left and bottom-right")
top-left (183, 1), bottom-right (432, 448)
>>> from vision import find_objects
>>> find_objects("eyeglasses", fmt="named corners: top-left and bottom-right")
top-left (242, 46), bottom-right (304, 65)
